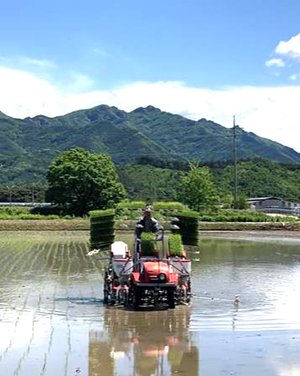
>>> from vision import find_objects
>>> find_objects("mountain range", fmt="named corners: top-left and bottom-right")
top-left (1, 104), bottom-right (300, 185)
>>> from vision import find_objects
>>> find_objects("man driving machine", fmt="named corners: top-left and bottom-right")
top-left (135, 206), bottom-right (158, 238)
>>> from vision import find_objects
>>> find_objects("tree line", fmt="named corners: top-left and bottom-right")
top-left (2, 149), bottom-right (300, 216)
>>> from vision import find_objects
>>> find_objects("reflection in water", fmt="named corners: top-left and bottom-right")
top-left (1, 232), bottom-right (300, 375)
top-left (89, 332), bottom-right (114, 376)
top-left (192, 238), bottom-right (300, 332)
top-left (89, 308), bottom-right (199, 376)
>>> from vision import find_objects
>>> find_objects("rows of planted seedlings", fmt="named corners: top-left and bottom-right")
top-left (0, 232), bottom-right (106, 376)
top-left (6, 239), bottom-right (55, 371)
top-left (0, 239), bottom-right (45, 323)
top-left (0, 238), bottom-right (53, 367)
top-left (40, 240), bottom-right (62, 375)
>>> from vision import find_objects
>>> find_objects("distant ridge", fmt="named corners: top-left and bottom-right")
top-left (0, 104), bottom-right (300, 184)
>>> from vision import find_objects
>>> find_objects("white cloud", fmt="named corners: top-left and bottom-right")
top-left (0, 67), bottom-right (60, 116)
top-left (265, 58), bottom-right (285, 68)
top-left (0, 67), bottom-right (112, 117)
top-left (64, 73), bottom-right (95, 93)
top-left (290, 73), bottom-right (300, 81)
top-left (19, 56), bottom-right (57, 68)
top-left (0, 56), bottom-right (10, 63)
top-left (275, 33), bottom-right (300, 59)
top-left (1, 67), bottom-right (300, 153)
top-left (92, 47), bottom-right (110, 58)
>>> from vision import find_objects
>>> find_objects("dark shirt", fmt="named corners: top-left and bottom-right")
top-left (135, 216), bottom-right (158, 238)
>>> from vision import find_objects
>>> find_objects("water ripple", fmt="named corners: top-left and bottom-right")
top-left (190, 308), bottom-right (300, 332)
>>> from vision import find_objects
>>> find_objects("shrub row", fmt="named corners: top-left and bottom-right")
top-left (198, 214), bottom-right (298, 222)
top-left (0, 214), bottom-right (61, 220)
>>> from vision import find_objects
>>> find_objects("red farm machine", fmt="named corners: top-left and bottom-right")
top-left (103, 227), bottom-right (192, 309)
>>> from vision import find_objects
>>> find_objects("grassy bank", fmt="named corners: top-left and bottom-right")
top-left (0, 219), bottom-right (89, 231)
top-left (198, 221), bottom-right (300, 231)
top-left (1, 219), bottom-right (300, 231)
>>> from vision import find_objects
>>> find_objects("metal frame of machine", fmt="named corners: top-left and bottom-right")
top-left (103, 227), bottom-right (192, 309)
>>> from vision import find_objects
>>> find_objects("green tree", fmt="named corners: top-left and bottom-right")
top-left (178, 162), bottom-right (219, 211)
top-left (46, 148), bottom-right (126, 216)
top-left (233, 194), bottom-right (249, 209)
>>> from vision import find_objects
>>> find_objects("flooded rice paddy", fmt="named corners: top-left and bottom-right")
top-left (1, 231), bottom-right (300, 375)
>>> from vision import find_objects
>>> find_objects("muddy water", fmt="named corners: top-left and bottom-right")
top-left (0, 231), bottom-right (300, 375)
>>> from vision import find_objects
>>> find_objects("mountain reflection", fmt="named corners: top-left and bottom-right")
top-left (89, 307), bottom-right (199, 376)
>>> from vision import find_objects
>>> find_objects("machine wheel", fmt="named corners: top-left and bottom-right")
top-left (123, 289), bottom-right (129, 306)
top-left (110, 289), bottom-right (116, 305)
top-left (103, 286), bottom-right (109, 304)
top-left (186, 278), bottom-right (192, 303)
top-left (103, 278), bottom-right (115, 305)
top-left (167, 289), bottom-right (175, 309)
top-left (131, 288), bottom-right (141, 309)
top-left (103, 273), bottom-right (109, 304)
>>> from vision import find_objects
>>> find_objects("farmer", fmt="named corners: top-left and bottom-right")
top-left (135, 206), bottom-right (158, 238)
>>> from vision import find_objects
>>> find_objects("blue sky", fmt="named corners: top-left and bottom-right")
top-left (1, 0), bottom-right (300, 151)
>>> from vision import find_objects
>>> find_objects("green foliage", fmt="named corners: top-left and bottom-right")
top-left (115, 209), bottom-right (141, 220)
top-left (116, 201), bottom-right (148, 220)
top-left (0, 206), bottom-right (32, 215)
top-left (178, 163), bottom-right (219, 211)
top-left (116, 163), bottom-right (181, 201)
top-left (2, 103), bottom-right (300, 207)
top-left (233, 195), bottom-right (250, 210)
top-left (0, 205), bottom-right (75, 219)
top-left (168, 234), bottom-right (184, 256)
top-left (213, 158), bottom-right (300, 203)
top-left (153, 202), bottom-right (184, 211)
top-left (128, 107), bottom-right (300, 163)
top-left (140, 232), bottom-right (156, 256)
top-left (117, 158), bottom-right (300, 207)
top-left (0, 213), bottom-right (60, 220)
top-left (179, 210), bottom-right (199, 218)
top-left (117, 159), bottom-right (300, 204)
top-left (198, 210), bottom-right (298, 222)
top-left (46, 148), bottom-right (126, 216)
top-left (0, 186), bottom-right (46, 203)
top-left (2, 105), bottom-right (300, 190)
top-left (89, 209), bottom-right (116, 217)
top-left (117, 201), bottom-right (146, 209)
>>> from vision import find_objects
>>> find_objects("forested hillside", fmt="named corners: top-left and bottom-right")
top-left (117, 158), bottom-right (300, 203)
top-left (1, 105), bottom-right (300, 186)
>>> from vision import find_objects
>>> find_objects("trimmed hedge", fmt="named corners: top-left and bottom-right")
top-left (198, 213), bottom-right (298, 222)
top-left (0, 214), bottom-right (61, 220)
top-left (153, 202), bottom-right (185, 211)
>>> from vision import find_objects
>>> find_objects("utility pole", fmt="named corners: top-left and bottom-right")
top-left (233, 115), bottom-right (238, 205)
top-left (31, 186), bottom-right (35, 204)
